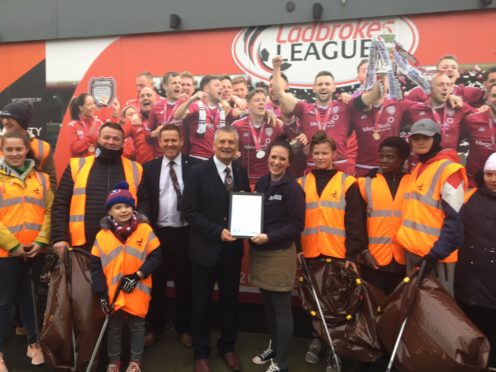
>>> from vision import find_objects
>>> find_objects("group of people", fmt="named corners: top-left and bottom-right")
top-left (0, 50), bottom-right (494, 372)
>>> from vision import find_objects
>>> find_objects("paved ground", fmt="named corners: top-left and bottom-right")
top-left (3, 303), bottom-right (343, 372)
top-left (4, 329), bottom-right (336, 372)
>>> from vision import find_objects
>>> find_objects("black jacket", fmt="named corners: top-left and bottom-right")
top-left (454, 184), bottom-right (496, 309)
top-left (251, 172), bottom-right (305, 251)
top-left (181, 158), bottom-right (250, 267)
top-left (138, 154), bottom-right (200, 227)
top-left (51, 152), bottom-right (141, 250)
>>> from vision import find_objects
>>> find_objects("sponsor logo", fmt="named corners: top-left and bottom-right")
top-left (475, 139), bottom-right (493, 149)
top-left (269, 194), bottom-right (282, 201)
top-left (232, 17), bottom-right (419, 88)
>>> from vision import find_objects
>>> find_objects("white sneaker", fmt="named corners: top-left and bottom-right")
top-left (265, 359), bottom-right (288, 372)
top-left (252, 340), bottom-right (276, 365)
top-left (0, 352), bottom-right (8, 372)
top-left (26, 343), bottom-right (45, 366)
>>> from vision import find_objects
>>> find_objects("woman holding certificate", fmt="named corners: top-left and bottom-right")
top-left (297, 130), bottom-right (367, 367)
top-left (249, 134), bottom-right (305, 372)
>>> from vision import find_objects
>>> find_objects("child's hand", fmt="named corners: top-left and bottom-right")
top-left (100, 297), bottom-right (113, 315)
top-left (120, 273), bottom-right (140, 293)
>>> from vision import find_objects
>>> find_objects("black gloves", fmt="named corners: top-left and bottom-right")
top-left (120, 273), bottom-right (141, 293)
top-left (418, 253), bottom-right (437, 281)
top-left (98, 293), bottom-right (113, 315)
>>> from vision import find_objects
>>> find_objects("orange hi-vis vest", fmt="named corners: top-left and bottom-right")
top-left (358, 173), bottom-right (410, 266)
top-left (69, 155), bottom-right (142, 247)
top-left (298, 171), bottom-right (356, 259)
top-left (30, 138), bottom-right (50, 168)
top-left (395, 159), bottom-right (467, 263)
top-left (91, 223), bottom-right (160, 318)
top-left (0, 163), bottom-right (51, 257)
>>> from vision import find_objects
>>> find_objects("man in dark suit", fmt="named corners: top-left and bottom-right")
top-left (181, 126), bottom-right (250, 372)
top-left (138, 124), bottom-right (200, 348)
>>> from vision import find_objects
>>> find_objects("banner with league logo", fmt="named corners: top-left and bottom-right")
top-left (0, 8), bottom-right (494, 299)
top-left (231, 17), bottom-right (419, 88)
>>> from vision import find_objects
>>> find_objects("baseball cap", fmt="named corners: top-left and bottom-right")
top-left (410, 119), bottom-right (441, 137)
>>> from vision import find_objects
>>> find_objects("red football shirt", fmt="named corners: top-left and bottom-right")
top-left (232, 116), bottom-right (283, 181)
top-left (462, 110), bottom-right (496, 186)
top-left (291, 101), bottom-right (352, 172)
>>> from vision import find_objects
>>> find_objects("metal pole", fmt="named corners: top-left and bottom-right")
top-left (301, 258), bottom-right (342, 372)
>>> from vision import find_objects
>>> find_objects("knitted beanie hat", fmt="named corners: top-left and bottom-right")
top-left (105, 181), bottom-right (135, 210)
top-left (1, 100), bottom-right (32, 129)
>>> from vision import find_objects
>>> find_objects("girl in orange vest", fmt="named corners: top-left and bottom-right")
top-left (0, 131), bottom-right (53, 370)
top-left (298, 131), bottom-right (367, 366)
top-left (357, 136), bottom-right (411, 295)
top-left (90, 182), bottom-right (161, 372)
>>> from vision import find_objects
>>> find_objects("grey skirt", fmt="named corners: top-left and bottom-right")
top-left (250, 244), bottom-right (297, 292)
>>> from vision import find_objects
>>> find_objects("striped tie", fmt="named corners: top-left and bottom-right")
top-left (224, 167), bottom-right (233, 192)
top-left (169, 161), bottom-right (182, 210)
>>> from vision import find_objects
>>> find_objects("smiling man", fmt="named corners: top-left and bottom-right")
top-left (406, 55), bottom-right (485, 107)
top-left (181, 126), bottom-right (250, 372)
top-left (50, 122), bottom-right (143, 371)
top-left (138, 124), bottom-right (200, 348)
top-left (174, 75), bottom-right (232, 160)
top-left (232, 87), bottom-right (283, 185)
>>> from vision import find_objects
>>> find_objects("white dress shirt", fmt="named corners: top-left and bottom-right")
top-left (157, 153), bottom-right (186, 227)
top-left (213, 155), bottom-right (233, 184)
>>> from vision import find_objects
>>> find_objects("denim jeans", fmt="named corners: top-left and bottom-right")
top-left (0, 255), bottom-right (43, 352)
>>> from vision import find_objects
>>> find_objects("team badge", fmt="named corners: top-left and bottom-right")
top-left (265, 127), bottom-right (273, 137)
top-left (332, 106), bottom-right (340, 114)
top-left (89, 76), bottom-right (116, 108)
top-left (386, 105), bottom-right (396, 115)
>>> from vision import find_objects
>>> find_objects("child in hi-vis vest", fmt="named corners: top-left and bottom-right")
top-left (90, 181), bottom-right (161, 372)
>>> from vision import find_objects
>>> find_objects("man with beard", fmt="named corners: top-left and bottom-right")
top-left (174, 75), bottom-right (232, 160)
top-left (404, 73), bottom-right (473, 152)
top-left (406, 55), bottom-right (485, 107)
top-left (51, 122), bottom-right (143, 371)
top-left (271, 55), bottom-right (379, 173)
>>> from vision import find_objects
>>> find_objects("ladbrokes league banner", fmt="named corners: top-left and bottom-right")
top-left (0, 9), bottom-right (494, 296)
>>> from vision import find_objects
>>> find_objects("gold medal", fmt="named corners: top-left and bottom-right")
top-left (372, 131), bottom-right (381, 141)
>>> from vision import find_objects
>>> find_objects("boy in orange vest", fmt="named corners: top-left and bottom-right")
top-left (357, 136), bottom-right (411, 295)
top-left (90, 181), bottom-right (161, 372)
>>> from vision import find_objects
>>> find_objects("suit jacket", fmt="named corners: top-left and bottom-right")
top-left (181, 157), bottom-right (250, 267)
top-left (138, 154), bottom-right (201, 227)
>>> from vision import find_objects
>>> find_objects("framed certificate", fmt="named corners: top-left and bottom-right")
top-left (228, 192), bottom-right (264, 238)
